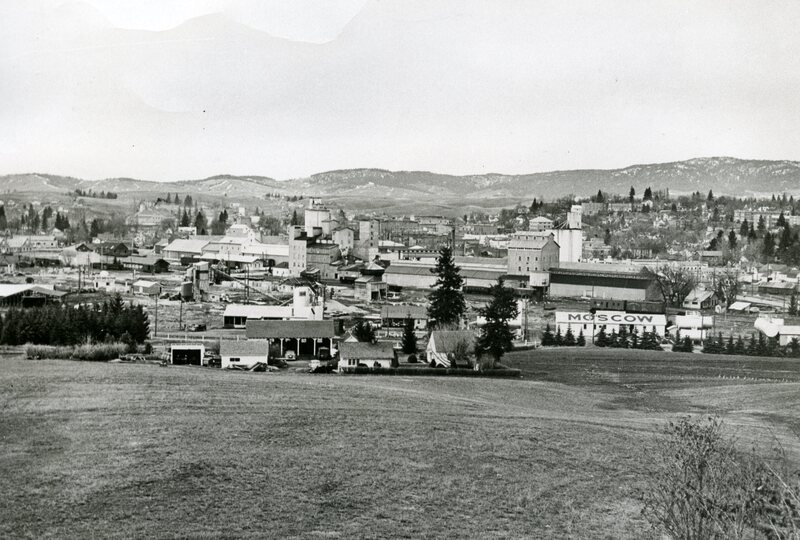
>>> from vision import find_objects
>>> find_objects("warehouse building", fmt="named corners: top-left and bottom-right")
top-left (549, 267), bottom-right (660, 301)
top-left (555, 310), bottom-right (667, 339)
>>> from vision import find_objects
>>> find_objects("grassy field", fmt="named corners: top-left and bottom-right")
top-left (2, 349), bottom-right (799, 539)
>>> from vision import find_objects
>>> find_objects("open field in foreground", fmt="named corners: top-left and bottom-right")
top-left (2, 349), bottom-right (799, 539)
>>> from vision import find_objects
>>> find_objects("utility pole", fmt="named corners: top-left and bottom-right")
top-left (154, 294), bottom-right (158, 338)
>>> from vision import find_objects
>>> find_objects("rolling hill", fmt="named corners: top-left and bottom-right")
top-left (2, 157), bottom-right (799, 202)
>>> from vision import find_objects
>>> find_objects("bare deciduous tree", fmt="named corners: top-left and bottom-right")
top-left (642, 265), bottom-right (697, 308)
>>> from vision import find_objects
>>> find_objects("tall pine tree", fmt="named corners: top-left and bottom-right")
top-left (477, 278), bottom-right (518, 368)
top-left (427, 246), bottom-right (466, 329)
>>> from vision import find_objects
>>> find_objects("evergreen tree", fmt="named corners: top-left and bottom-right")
top-left (595, 326), bottom-right (608, 347)
top-left (427, 246), bottom-right (466, 329)
top-left (400, 319), bottom-right (417, 354)
top-left (734, 335), bottom-right (745, 355)
top-left (739, 219), bottom-right (749, 238)
top-left (643, 186), bottom-right (652, 201)
top-left (630, 329), bottom-right (639, 349)
top-left (195, 210), bottom-right (207, 232)
top-left (727, 230), bottom-right (737, 250)
top-left (477, 278), bottom-right (519, 366)
top-left (618, 326), bottom-right (629, 348)
top-left (758, 215), bottom-right (766, 233)
top-left (707, 189), bottom-right (714, 201)
top-left (608, 330), bottom-right (619, 348)
top-left (762, 232), bottom-right (775, 258)
top-left (554, 328), bottom-right (563, 346)
top-left (757, 332), bottom-right (767, 356)
top-left (746, 333), bottom-right (758, 355)
top-left (790, 293), bottom-right (798, 317)
top-left (563, 327), bottom-right (576, 346)
top-left (541, 323), bottom-right (554, 346)
top-left (352, 320), bottom-right (376, 342)
top-left (290, 209), bottom-right (300, 226)
top-left (777, 211), bottom-right (786, 227)
top-left (180, 210), bottom-right (190, 227)
top-left (576, 329), bottom-right (586, 346)
top-left (184, 195), bottom-right (193, 207)
top-left (725, 334), bottom-right (735, 355)
top-left (166, 193), bottom-right (172, 204)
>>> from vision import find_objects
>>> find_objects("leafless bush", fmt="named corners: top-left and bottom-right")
top-left (643, 415), bottom-right (800, 539)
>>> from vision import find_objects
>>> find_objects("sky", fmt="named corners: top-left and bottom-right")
top-left (2, 0), bottom-right (800, 181)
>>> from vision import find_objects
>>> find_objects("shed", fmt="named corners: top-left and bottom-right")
top-left (170, 343), bottom-right (205, 366)
top-left (132, 280), bottom-right (161, 296)
top-left (220, 339), bottom-right (268, 369)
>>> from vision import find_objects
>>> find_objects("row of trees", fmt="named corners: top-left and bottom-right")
top-left (74, 189), bottom-right (117, 199)
top-left (540, 324), bottom-right (586, 346)
top-left (701, 332), bottom-right (800, 358)
top-left (0, 296), bottom-right (150, 347)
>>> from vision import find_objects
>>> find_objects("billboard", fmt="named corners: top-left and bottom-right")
top-left (555, 310), bottom-right (666, 326)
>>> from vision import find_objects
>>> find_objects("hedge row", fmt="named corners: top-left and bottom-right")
top-left (25, 343), bottom-right (128, 362)
top-left (339, 366), bottom-right (522, 378)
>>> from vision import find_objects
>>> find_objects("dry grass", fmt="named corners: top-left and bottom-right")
top-left (1, 349), bottom-right (799, 539)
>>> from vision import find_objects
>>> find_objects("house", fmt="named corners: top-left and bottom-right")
top-left (338, 341), bottom-right (396, 371)
top-left (426, 330), bottom-right (476, 368)
top-left (380, 304), bottom-right (428, 330)
top-left (131, 280), bottom-right (161, 296)
top-left (0, 253), bottom-right (18, 273)
top-left (220, 339), bottom-right (268, 369)
top-left (682, 288), bottom-right (719, 311)
top-left (528, 216), bottom-right (554, 232)
top-left (245, 319), bottom-right (337, 359)
top-left (122, 254), bottom-right (170, 274)
top-left (354, 275), bottom-right (387, 303)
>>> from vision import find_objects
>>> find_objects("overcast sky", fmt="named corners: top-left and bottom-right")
top-left (2, 0), bottom-right (800, 181)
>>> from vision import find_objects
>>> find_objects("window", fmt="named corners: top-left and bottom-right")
top-left (230, 357), bottom-right (240, 363)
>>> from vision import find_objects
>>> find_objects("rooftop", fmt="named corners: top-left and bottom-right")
top-left (220, 339), bottom-right (268, 357)
top-left (246, 319), bottom-right (336, 339)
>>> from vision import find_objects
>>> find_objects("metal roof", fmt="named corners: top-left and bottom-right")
top-left (339, 341), bottom-right (396, 360)
top-left (0, 284), bottom-right (65, 298)
top-left (380, 304), bottom-right (428, 319)
top-left (224, 304), bottom-right (292, 319)
top-left (246, 319), bottom-right (336, 339)
top-left (220, 339), bottom-right (268, 357)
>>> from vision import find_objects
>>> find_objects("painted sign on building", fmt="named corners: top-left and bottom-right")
top-left (555, 310), bottom-right (667, 337)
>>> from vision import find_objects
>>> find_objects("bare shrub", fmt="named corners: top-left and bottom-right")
top-left (643, 415), bottom-right (800, 539)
